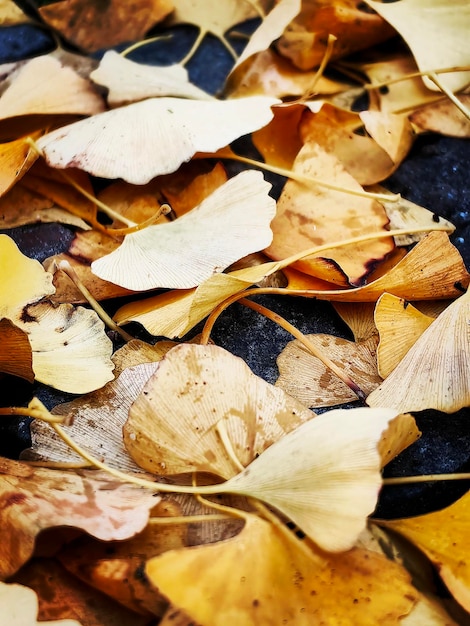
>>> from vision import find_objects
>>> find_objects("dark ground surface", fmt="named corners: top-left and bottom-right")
top-left (0, 18), bottom-right (469, 521)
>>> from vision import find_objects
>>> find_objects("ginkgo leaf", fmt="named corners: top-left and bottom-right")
top-left (124, 343), bottom-right (314, 478)
top-left (367, 285), bottom-right (470, 413)
top-left (0, 457), bottom-right (158, 579)
top-left (0, 184), bottom-right (89, 231)
top-left (364, 0), bottom-right (470, 93)
top-left (220, 406), bottom-right (398, 551)
top-left (374, 293), bottom-right (435, 378)
top-left (0, 319), bottom-right (33, 382)
top-left (146, 513), bottom-right (417, 624)
top-left (90, 51), bottom-right (213, 106)
top-left (379, 491), bottom-right (470, 612)
top-left (0, 582), bottom-right (82, 626)
top-left (275, 334), bottom-right (381, 408)
top-left (91, 170), bottom-right (276, 290)
top-left (332, 301), bottom-right (378, 342)
top-left (372, 186), bottom-right (455, 245)
top-left (283, 231), bottom-right (470, 302)
top-left (229, 0), bottom-right (301, 74)
top-left (0, 234), bottom-right (55, 319)
top-left (410, 96), bottom-right (470, 138)
top-left (169, 0), bottom-right (267, 57)
top-left (38, 0), bottom-right (174, 53)
top-left (0, 54), bottom-right (104, 138)
top-left (275, 0), bottom-right (395, 70)
top-left (37, 96), bottom-right (280, 184)
top-left (19, 301), bottom-right (114, 394)
top-left (264, 141), bottom-right (394, 286)
top-left (23, 362), bottom-right (159, 470)
top-left (113, 261), bottom-right (279, 337)
top-left (0, 133), bottom-right (39, 196)
top-left (359, 110), bottom-right (414, 167)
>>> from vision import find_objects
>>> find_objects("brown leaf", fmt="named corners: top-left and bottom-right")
top-left (275, 334), bottom-right (382, 408)
top-left (0, 457), bottom-right (158, 579)
top-left (264, 141), bottom-right (394, 286)
top-left (39, 0), bottom-right (174, 53)
top-left (11, 558), bottom-right (151, 626)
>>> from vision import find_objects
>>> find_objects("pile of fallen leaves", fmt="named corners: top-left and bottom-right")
top-left (0, 0), bottom-right (469, 623)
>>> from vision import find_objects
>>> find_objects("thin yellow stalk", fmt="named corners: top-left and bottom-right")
top-left (120, 35), bottom-right (171, 57)
top-left (302, 34), bottom-right (337, 99)
top-left (56, 260), bottom-right (135, 342)
top-left (148, 513), bottom-right (233, 524)
top-left (427, 71), bottom-right (470, 121)
top-left (220, 151), bottom-right (401, 202)
top-left (179, 29), bottom-right (206, 66)
top-left (240, 297), bottom-right (366, 401)
top-left (383, 473), bottom-right (470, 485)
top-left (364, 64), bottom-right (470, 91)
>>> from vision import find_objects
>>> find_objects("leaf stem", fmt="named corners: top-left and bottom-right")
top-left (218, 150), bottom-right (401, 202)
top-left (383, 473), bottom-right (470, 485)
top-left (179, 28), bottom-right (206, 66)
top-left (56, 259), bottom-right (135, 342)
top-left (426, 72), bottom-right (470, 121)
top-left (240, 297), bottom-right (366, 401)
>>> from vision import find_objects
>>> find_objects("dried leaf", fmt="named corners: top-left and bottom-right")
top-left (275, 0), bottom-right (395, 70)
top-left (367, 286), bottom-right (470, 413)
top-left (359, 110), bottom-right (415, 167)
top-left (221, 407), bottom-right (398, 551)
top-left (146, 513), bottom-right (417, 624)
top-left (0, 581), bottom-right (82, 625)
top-left (124, 343), bottom-right (314, 478)
top-left (58, 499), bottom-right (187, 617)
top-left (11, 558), bottom-right (152, 626)
top-left (0, 0), bottom-right (32, 25)
top-left (364, 0), bottom-right (470, 93)
top-left (37, 96), bottom-right (280, 184)
top-left (90, 51), bottom-right (212, 106)
top-left (264, 141), bottom-right (394, 286)
top-left (0, 54), bottom-right (104, 138)
top-left (0, 133), bottom-right (39, 196)
top-left (275, 334), bottom-right (381, 408)
top-left (380, 491), bottom-right (470, 612)
top-left (374, 293), bottom-right (435, 378)
top-left (18, 301), bottom-right (114, 394)
top-left (91, 170), bottom-right (276, 290)
top-left (284, 231), bottom-right (470, 302)
top-left (332, 301), bottom-right (378, 342)
top-left (38, 0), bottom-right (174, 53)
top-left (22, 362), bottom-right (160, 471)
top-left (410, 96), bottom-right (470, 138)
top-left (0, 457), bottom-right (158, 579)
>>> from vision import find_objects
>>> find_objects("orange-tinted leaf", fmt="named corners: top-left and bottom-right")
top-left (0, 319), bottom-right (33, 382)
top-left (146, 514), bottom-right (417, 625)
top-left (39, 0), bottom-right (174, 53)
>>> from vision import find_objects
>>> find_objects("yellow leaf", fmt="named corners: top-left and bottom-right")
top-left (91, 171), bottom-right (276, 290)
top-left (367, 286), bottom-right (470, 412)
top-left (146, 514), bottom-right (417, 624)
top-left (380, 491), bottom-right (470, 612)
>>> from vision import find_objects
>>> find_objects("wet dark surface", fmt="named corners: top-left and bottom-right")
top-left (0, 21), bottom-right (469, 519)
